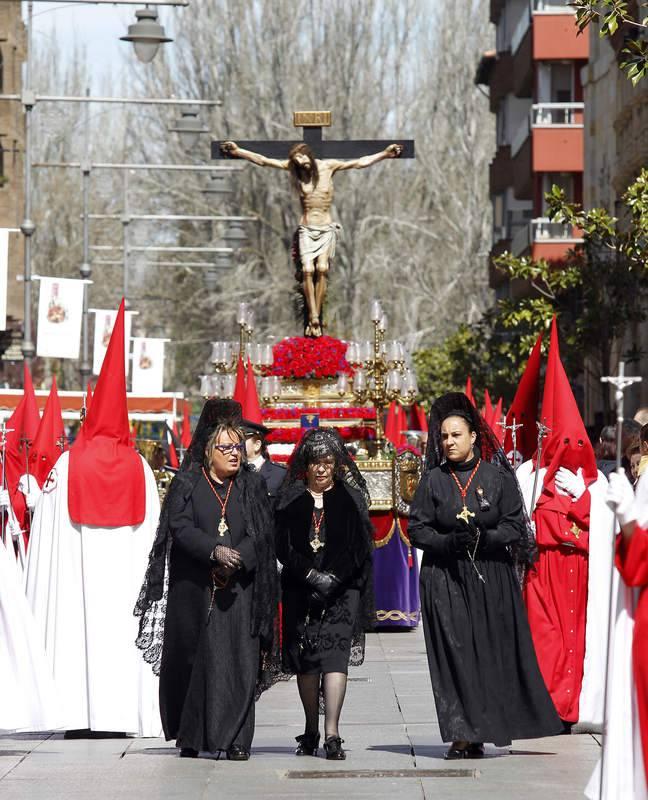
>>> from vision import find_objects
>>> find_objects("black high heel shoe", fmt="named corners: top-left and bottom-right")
top-left (324, 735), bottom-right (346, 760)
top-left (444, 741), bottom-right (469, 760)
top-left (295, 732), bottom-right (320, 756)
top-left (465, 742), bottom-right (484, 758)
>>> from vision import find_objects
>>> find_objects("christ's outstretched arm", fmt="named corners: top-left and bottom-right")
top-left (329, 143), bottom-right (403, 172)
top-left (221, 141), bottom-right (288, 170)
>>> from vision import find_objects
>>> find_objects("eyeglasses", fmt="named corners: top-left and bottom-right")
top-left (212, 443), bottom-right (245, 455)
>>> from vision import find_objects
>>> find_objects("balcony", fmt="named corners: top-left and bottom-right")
top-left (532, 103), bottom-right (584, 172)
top-left (533, 7), bottom-right (589, 60)
top-left (511, 217), bottom-right (583, 260)
top-left (532, 103), bottom-right (584, 126)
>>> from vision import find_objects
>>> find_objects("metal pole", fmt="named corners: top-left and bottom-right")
top-left (4, 0), bottom-right (189, 5)
top-left (122, 170), bottom-right (130, 306)
top-left (20, 2), bottom-right (36, 365)
top-left (33, 162), bottom-right (240, 172)
top-left (80, 88), bottom-right (92, 390)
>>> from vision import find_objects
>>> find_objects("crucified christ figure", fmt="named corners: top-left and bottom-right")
top-left (221, 140), bottom-right (403, 337)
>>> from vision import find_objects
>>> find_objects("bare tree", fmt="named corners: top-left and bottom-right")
top-left (28, 0), bottom-right (494, 394)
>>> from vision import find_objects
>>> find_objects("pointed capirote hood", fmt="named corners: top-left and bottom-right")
top-left (5, 365), bottom-right (41, 526)
top-left (233, 355), bottom-right (246, 405)
top-left (29, 375), bottom-right (67, 487)
top-left (181, 400), bottom-right (192, 449)
top-left (539, 318), bottom-right (597, 483)
top-left (243, 357), bottom-right (263, 424)
top-left (21, 364), bottom-right (40, 441)
top-left (465, 376), bottom-right (476, 407)
top-left (68, 299), bottom-right (145, 526)
top-left (504, 331), bottom-right (543, 462)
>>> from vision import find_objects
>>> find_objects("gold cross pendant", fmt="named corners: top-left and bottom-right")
top-left (218, 518), bottom-right (229, 537)
top-left (569, 522), bottom-right (581, 540)
top-left (456, 505), bottom-right (475, 524)
top-left (310, 534), bottom-right (324, 553)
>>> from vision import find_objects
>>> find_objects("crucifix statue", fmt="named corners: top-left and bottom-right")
top-left (214, 111), bottom-right (414, 338)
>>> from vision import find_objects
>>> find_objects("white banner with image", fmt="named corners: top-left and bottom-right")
top-left (36, 277), bottom-right (85, 359)
top-left (91, 308), bottom-right (136, 377)
top-left (131, 337), bottom-right (167, 394)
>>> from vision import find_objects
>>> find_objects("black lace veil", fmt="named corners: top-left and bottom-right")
top-left (276, 427), bottom-right (370, 510)
top-left (424, 392), bottom-right (536, 571)
top-left (134, 399), bottom-right (278, 679)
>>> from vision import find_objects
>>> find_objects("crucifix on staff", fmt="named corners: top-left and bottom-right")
top-left (213, 111), bottom-right (415, 338)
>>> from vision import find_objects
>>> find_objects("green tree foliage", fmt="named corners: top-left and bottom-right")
top-left (413, 170), bottom-right (648, 413)
top-left (572, 0), bottom-right (648, 84)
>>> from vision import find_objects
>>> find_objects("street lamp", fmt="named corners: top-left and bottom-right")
top-left (222, 221), bottom-right (248, 250)
top-left (120, 7), bottom-right (172, 63)
top-left (168, 107), bottom-right (209, 150)
top-left (202, 174), bottom-right (231, 196)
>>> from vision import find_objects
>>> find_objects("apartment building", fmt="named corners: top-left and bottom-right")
top-left (476, 0), bottom-right (589, 297)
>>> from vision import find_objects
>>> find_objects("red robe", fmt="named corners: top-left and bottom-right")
top-left (525, 486), bottom-right (591, 722)
top-left (616, 526), bottom-right (648, 784)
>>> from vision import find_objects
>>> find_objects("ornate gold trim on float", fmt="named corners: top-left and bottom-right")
top-left (376, 610), bottom-right (420, 623)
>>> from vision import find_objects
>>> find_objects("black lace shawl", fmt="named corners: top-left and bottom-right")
top-left (134, 399), bottom-right (278, 679)
top-left (424, 392), bottom-right (536, 572)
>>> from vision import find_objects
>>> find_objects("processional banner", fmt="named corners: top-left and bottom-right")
top-left (91, 309), bottom-right (135, 376)
top-left (131, 337), bottom-right (166, 394)
top-left (36, 277), bottom-right (85, 359)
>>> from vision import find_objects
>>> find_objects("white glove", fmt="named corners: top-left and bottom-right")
top-left (555, 467), bottom-right (587, 501)
top-left (0, 488), bottom-right (10, 509)
top-left (606, 470), bottom-right (637, 528)
top-left (25, 487), bottom-right (41, 511)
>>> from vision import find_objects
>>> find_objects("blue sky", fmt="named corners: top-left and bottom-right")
top-left (31, 2), bottom-right (181, 87)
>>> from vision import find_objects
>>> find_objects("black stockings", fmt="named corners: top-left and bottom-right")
top-left (296, 672), bottom-right (348, 738)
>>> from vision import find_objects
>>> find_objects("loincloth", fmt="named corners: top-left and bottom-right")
top-left (293, 223), bottom-right (342, 264)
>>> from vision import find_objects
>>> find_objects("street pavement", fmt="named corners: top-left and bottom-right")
top-left (1, 628), bottom-right (599, 799)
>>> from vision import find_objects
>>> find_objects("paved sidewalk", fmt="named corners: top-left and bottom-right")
top-left (1, 629), bottom-right (599, 799)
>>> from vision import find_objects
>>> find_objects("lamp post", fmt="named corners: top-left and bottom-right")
top-left (346, 299), bottom-right (418, 457)
top-left (8, 0), bottom-right (194, 368)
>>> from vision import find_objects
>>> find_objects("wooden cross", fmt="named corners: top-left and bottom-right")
top-left (212, 110), bottom-right (415, 162)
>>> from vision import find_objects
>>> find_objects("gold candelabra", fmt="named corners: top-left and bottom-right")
top-left (200, 302), bottom-right (274, 398)
top-left (346, 299), bottom-right (418, 458)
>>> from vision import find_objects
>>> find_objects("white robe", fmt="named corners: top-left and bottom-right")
top-left (24, 451), bottom-right (161, 736)
top-left (0, 533), bottom-right (62, 732)
top-left (585, 574), bottom-right (648, 799)
top-left (517, 461), bottom-right (614, 730)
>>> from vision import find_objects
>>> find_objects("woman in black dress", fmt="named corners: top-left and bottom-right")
top-left (409, 393), bottom-right (561, 759)
top-left (134, 399), bottom-right (277, 761)
top-left (275, 429), bottom-right (374, 760)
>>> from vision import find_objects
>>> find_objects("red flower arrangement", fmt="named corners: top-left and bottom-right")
top-left (270, 336), bottom-right (352, 379)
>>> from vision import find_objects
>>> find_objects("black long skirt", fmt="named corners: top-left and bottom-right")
top-left (174, 572), bottom-right (260, 753)
top-left (420, 553), bottom-right (562, 746)
top-left (282, 588), bottom-right (360, 675)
